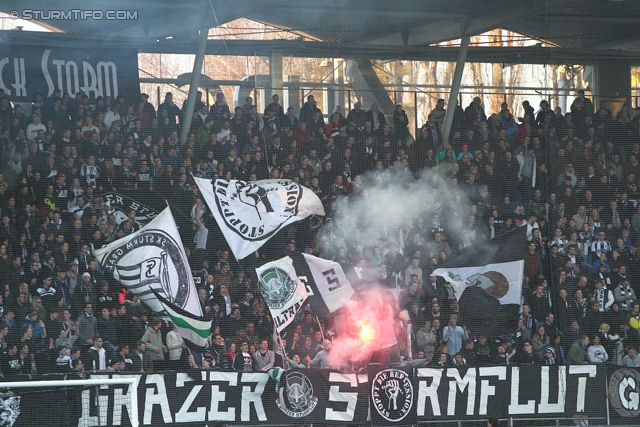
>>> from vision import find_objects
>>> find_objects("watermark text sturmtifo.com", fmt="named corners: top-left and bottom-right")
top-left (10, 10), bottom-right (138, 20)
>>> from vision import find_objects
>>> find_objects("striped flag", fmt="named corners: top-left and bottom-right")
top-left (267, 367), bottom-right (285, 392)
top-left (114, 254), bottom-right (170, 299)
top-left (152, 289), bottom-right (211, 348)
top-left (94, 207), bottom-right (202, 316)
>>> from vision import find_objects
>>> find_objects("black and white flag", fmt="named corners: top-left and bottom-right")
top-left (100, 191), bottom-right (163, 227)
top-left (94, 207), bottom-right (202, 316)
top-left (287, 252), bottom-right (355, 319)
top-left (432, 227), bottom-right (526, 336)
top-left (73, 370), bottom-right (369, 426)
top-left (195, 178), bottom-right (325, 259)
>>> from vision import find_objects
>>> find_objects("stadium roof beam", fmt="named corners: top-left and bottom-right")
top-left (524, 15), bottom-right (640, 25)
top-left (249, 4), bottom-right (461, 21)
top-left (3, 31), bottom-right (640, 66)
top-left (1, 0), bottom-right (639, 50)
top-left (364, 0), bottom-right (546, 46)
top-left (106, 0), bottom-right (249, 39)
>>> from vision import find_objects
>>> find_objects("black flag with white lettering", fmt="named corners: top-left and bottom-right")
top-left (72, 370), bottom-right (368, 426)
top-left (0, 45), bottom-right (139, 104)
top-left (100, 191), bottom-right (164, 228)
top-left (415, 365), bottom-right (606, 421)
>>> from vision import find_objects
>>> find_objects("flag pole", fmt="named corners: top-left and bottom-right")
top-left (272, 324), bottom-right (289, 368)
top-left (314, 313), bottom-right (325, 340)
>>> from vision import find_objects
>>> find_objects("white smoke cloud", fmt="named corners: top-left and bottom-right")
top-left (317, 164), bottom-right (478, 369)
top-left (330, 163), bottom-right (474, 254)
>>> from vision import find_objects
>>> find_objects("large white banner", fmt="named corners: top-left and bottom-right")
top-left (94, 207), bottom-right (202, 316)
top-left (195, 178), bottom-right (325, 259)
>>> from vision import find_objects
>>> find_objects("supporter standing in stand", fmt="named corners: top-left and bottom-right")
top-left (142, 317), bottom-right (167, 370)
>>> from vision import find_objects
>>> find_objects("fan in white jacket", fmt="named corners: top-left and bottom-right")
top-left (166, 323), bottom-right (185, 361)
top-left (587, 335), bottom-right (609, 363)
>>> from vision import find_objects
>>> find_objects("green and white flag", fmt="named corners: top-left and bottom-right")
top-left (256, 256), bottom-right (309, 332)
top-left (152, 289), bottom-right (211, 348)
top-left (268, 367), bottom-right (285, 392)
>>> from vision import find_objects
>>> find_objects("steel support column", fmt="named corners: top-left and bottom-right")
top-left (442, 36), bottom-right (470, 141)
top-left (269, 49), bottom-right (283, 102)
top-left (179, 26), bottom-right (209, 146)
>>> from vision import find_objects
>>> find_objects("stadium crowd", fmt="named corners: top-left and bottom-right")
top-left (0, 82), bottom-right (639, 375)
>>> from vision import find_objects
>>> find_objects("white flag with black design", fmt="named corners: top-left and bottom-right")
top-left (94, 207), bottom-right (202, 316)
top-left (300, 253), bottom-right (355, 315)
top-left (432, 261), bottom-right (524, 305)
top-left (431, 227), bottom-right (526, 336)
top-left (256, 256), bottom-right (309, 332)
top-left (279, 252), bottom-right (356, 319)
top-left (195, 177), bottom-right (325, 259)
